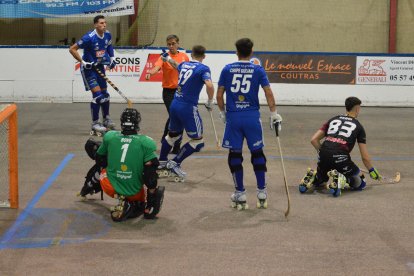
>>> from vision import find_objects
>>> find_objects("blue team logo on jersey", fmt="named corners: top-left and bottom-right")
top-left (250, 57), bottom-right (261, 66)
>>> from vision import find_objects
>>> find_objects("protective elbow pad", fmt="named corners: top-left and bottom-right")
top-left (143, 158), bottom-right (159, 189)
top-left (96, 153), bottom-right (108, 168)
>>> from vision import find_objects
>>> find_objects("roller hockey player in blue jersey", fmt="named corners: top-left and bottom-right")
top-left (216, 38), bottom-right (283, 210)
top-left (157, 45), bottom-right (215, 182)
top-left (299, 97), bottom-right (382, 197)
top-left (69, 15), bottom-right (117, 136)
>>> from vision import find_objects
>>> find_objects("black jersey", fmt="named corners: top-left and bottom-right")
top-left (320, 115), bottom-right (366, 153)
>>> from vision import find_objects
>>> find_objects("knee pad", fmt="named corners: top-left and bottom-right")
top-left (165, 132), bottom-right (182, 147)
top-left (189, 138), bottom-right (205, 152)
top-left (101, 90), bottom-right (110, 102)
top-left (251, 149), bottom-right (267, 172)
top-left (80, 164), bottom-right (102, 196)
top-left (143, 158), bottom-right (159, 189)
top-left (85, 138), bottom-right (102, 160)
top-left (144, 186), bottom-right (165, 219)
top-left (349, 174), bottom-right (366, 190)
top-left (228, 150), bottom-right (243, 173)
top-left (92, 91), bottom-right (109, 104)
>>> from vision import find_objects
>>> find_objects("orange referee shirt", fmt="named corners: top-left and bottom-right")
top-left (155, 51), bottom-right (189, 89)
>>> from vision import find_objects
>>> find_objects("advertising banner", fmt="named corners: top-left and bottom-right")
top-left (255, 54), bottom-right (356, 84)
top-left (356, 56), bottom-right (414, 85)
top-left (0, 0), bottom-right (134, 18)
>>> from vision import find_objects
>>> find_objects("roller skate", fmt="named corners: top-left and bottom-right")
top-left (299, 168), bottom-right (316, 194)
top-left (256, 188), bottom-right (268, 209)
top-left (110, 195), bottom-right (144, 222)
top-left (166, 160), bottom-right (186, 183)
top-left (327, 169), bottom-right (349, 197)
top-left (103, 117), bottom-right (116, 130)
top-left (90, 121), bottom-right (107, 137)
top-left (231, 190), bottom-right (248, 210)
top-left (156, 160), bottom-right (170, 178)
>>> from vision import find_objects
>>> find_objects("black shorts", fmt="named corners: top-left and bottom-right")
top-left (316, 148), bottom-right (359, 182)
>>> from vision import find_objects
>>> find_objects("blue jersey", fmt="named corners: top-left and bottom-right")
top-left (174, 61), bottom-right (212, 105)
top-left (77, 29), bottom-right (113, 65)
top-left (218, 61), bottom-right (270, 112)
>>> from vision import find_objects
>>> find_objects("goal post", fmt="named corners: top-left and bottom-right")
top-left (0, 104), bottom-right (18, 209)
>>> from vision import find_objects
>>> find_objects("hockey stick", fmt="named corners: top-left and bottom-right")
top-left (93, 65), bottom-right (133, 108)
top-left (360, 168), bottom-right (401, 184)
top-left (208, 109), bottom-right (220, 150)
top-left (274, 122), bottom-right (291, 219)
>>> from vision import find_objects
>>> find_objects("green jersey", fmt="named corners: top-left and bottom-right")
top-left (97, 131), bottom-right (157, 196)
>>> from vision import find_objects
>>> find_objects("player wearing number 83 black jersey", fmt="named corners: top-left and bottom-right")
top-left (299, 97), bottom-right (381, 197)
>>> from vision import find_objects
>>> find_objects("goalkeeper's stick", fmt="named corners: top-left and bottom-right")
top-left (360, 168), bottom-right (401, 184)
top-left (208, 109), bottom-right (220, 150)
top-left (274, 122), bottom-right (291, 219)
top-left (93, 65), bottom-right (133, 108)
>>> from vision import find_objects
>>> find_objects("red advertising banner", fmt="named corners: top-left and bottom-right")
top-left (255, 54), bottom-right (356, 84)
top-left (139, 53), bottom-right (163, 82)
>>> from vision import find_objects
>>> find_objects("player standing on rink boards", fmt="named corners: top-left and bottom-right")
top-left (79, 108), bottom-right (165, 222)
top-left (69, 15), bottom-right (117, 136)
top-left (216, 38), bottom-right (283, 210)
top-left (299, 97), bottom-right (382, 197)
top-left (156, 45), bottom-right (215, 182)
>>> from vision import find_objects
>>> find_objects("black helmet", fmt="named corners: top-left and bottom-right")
top-left (120, 108), bottom-right (141, 132)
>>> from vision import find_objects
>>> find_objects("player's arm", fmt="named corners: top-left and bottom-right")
top-left (359, 143), bottom-right (381, 180)
top-left (69, 43), bottom-right (82, 63)
top-left (358, 143), bottom-right (374, 171)
top-left (216, 86), bottom-right (225, 112)
top-left (263, 85), bottom-right (276, 113)
top-left (310, 129), bottom-right (325, 151)
top-left (145, 64), bottom-right (161, 80)
top-left (263, 85), bottom-right (282, 129)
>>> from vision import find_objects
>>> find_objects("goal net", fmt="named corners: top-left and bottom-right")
top-left (0, 104), bottom-right (18, 209)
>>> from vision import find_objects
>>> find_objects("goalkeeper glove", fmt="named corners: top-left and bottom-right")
top-left (368, 167), bottom-right (382, 180)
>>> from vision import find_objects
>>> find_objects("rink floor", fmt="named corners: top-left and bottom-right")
top-left (0, 103), bottom-right (413, 275)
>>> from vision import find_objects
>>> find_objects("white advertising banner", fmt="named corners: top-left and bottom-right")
top-left (356, 56), bottom-right (414, 85)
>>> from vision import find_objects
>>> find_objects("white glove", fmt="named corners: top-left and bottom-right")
top-left (270, 111), bottom-right (282, 130)
top-left (81, 60), bottom-right (94, 70)
top-left (161, 49), bottom-right (171, 62)
top-left (219, 111), bottom-right (226, 124)
top-left (205, 99), bottom-right (214, 111)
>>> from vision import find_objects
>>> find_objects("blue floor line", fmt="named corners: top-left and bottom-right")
top-left (0, 153), bottom-right (75, 249)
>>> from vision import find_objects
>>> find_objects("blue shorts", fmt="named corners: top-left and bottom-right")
top-left (222, 110), bottom-right (264, 151)
top-left (80, 65), bottom-right (107, 91)
top-left (169, 100), bottom-right (203, 139)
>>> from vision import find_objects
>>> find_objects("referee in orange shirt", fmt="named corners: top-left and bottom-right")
top-left (146, 34), bottom-right (190, 154)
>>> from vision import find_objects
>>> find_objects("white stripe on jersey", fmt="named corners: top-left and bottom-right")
top-left (80, 67), bottom-right (91, 91)
top-left (193, 106), bottom-right (202, 136)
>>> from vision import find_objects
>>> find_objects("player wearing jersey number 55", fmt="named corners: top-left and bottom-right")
top-left (298, 97), bottom-right (381, 197)
top-left (216, 38), bottom-right (282, 210)
top-left (69, 15), bottom-right (117, 136)
top-left (83, 108), bottom-right (165, 222)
